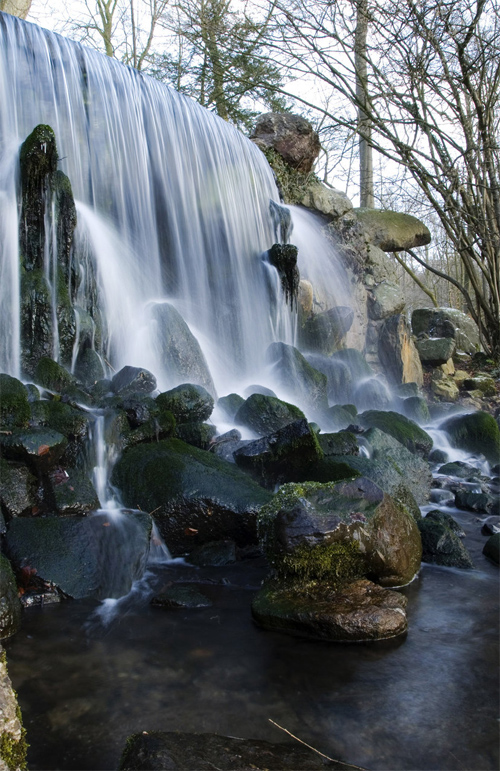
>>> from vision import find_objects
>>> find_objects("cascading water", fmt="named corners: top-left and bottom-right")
top-left (0, 11), bottom-right (352, 398)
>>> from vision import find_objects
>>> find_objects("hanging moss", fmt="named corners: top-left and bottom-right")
top-left (268, 244), bottom-right (300, 310)
top-left (262, 147), bottom-right (318, 205)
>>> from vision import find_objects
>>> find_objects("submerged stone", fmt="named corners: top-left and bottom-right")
top-left (252, 578), bottom-right (408, 642)
top-left (119, 730), bottom-right (353, 770)
top-left (151, 585), bottom-right (212, 609)
top-left (418, 517), bottom-right (474, 569)
top-left (188, 539), bottom-right (237, 567)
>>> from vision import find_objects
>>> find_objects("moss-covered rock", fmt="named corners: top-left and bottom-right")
top-left (418, 517), bottom-right (474, 569)
top-left (354, 208), bottom-right (431, 252)
top-left (111, 439), bottom-right (272, 555)
top-left (175, 422), bottom-right (217, 450)
top-left (440, 411), bottom-right (500, 465)
top-left (74, 348), bottom-right (105, 386)
top-left (0, 556), bottom-right (22, 640)
top-left (234, 393), bottom-right (304, 436)
top-left (258, 477), bottom-right (422, 587)
top-left (216, 393), bottom-right (245, 422)
top-left (424, 510), bottom-right (465, 538)
top-left (252, 578), bottom-right (408, 642)
top-left (462, 375), bottom-right (497, 397)
top-left (29, 399), bottom-right (90, 440)
top-left (318, 431), bottom-right (359, 458)
top-left (0, 648), bottom-right (28, 771)
top-left (156, 383), bottom-right (214, 424)
top-left (111, 366), bottom-right (157, 397)
top-left (33, 357), bottom-right (77, 394)
top-left (352, 377), bottom-right (392, 412)
top-left (359, 410), bottom-right (433, 457)
top-left (324, 404), bottom-right (359, 431)
top-left (0, 376), bottom-right (30, 430)
top-left (234, 418), bottom-right (323, 488)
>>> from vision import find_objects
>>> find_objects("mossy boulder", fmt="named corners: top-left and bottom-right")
top-left (354, 208), bottom-right (431, 252)
top-left (175, 422), bottom-right (217, 450)
top-left (462, 375), bottom-right (497, 397)
top-left (418, 517), bottom-right (474, 569)
top-left (258, 477), bottom-right (422, 587)
top-left (324, 404), bottom-right (359, 431)
top-left (234, 393), bottom-right (305, 436)
top-left (216, 393), bottom-right (244, 422)
top-left (0, 460), bottom-right (37, 519)
top-left (424, 510), bottom-right (465, 538)
top-left (440, 411), bottom-right (500, 465)
top-left (0, 556), bottom-right (22, 640)
top-left (266, 342), bottom-right (328, 415)
top-left (111, 439), bottom-right (272, 555)
top-left (358, 410), bottom-right (433, 457)
top-left (74, 348), bottom-right (105, 386)
top-left (252, 578), bottom-right (408, 642)
top-left (0, 376), bottom-right (30, 430)
top-left (318, 431), bottom-right (359, 457)
top-left (5, 511), bottom-right (152, 600)
top-left (29, 399), bottom-right (90, 440)
top-left (233, 418), bottom-right (323, 487)
top-left (0, 648), bottom-right (28, 771)
top-left (33, 357), bottom-right (77, 394)
top-left (156, 383), bottom-right (214, 424)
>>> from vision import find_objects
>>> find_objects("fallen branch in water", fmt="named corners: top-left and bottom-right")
top-left (268, 719), bottom-right (368, 770)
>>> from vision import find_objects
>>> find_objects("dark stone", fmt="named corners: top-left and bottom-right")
top-left (418, 517), bottom-right (474, 569)
top-left (482, 533), bottom-right (500, 564)
top-left (233, 418), bottom-right (323, 488)
top-left (111, 366), bottom-right (157, 397)
top-left (119, 730), bottom-right (352, 771)
top-left (424, 510), bottom-right (465, 538)
top-left (49, 467), bottom-right (100, 516)
top-left (0, 554), bottom-right (22, 640)
top-left (30, 399), bottom-right (91, 441)
top-left (440, 411), bottom-right (500, 465)
top-left (175, 422), bottom-right (217, 450)
top-left (33, 357), bottom-right (77, 394)
top-left (415, 337), bottom-right (456, 365)
top-left (359, 410), bottom-right (433, 457)
top-left (0, 375), bottom-right (30, 430)
top-left (252, 578), bottom-right (408, 642)
top-left (250, 112), bottom-right (321, 173)
top-left (437, 461), bottom-right (481, 479)
top-left (111, 439), bottom-right (271, 556)
top-left (119, 396), bottom-right (159, 428)
top-left (258, 477), bottom-right (422, 587)
top-left (74, 348), bottom-right (105, 386)
top-left (300, 306), bottom-right (354, 355)
top-left (0, 459), bottom-right (38, 518)
top-left (5, 510), bottom-right (152, 600)
top-left (324, 405), bottom-right (358, 431)
top-left (188, 539), bottom-right (237, 566)
top-left (216, 393), bottom-right (245, 421)
top-left (318, 432), bottom-right (359, 457)
top-left (481, 517), bottom-right (500, 536)
top-left (234, 393), bottom-right (304, 436)
top-left (210, 430), bottom-right (246, 463)
top-left (268, 243), bottom-right (300, 310)
top-left (429, 449), bottom-right (448, 464)
top-left (266, 342), bottom-right (328, 415)
top-left (156, 384), bottom-right (214, 424)
top-left (454, 489), bottom-right (492, 514)
top-left (411, 308), bottom-right (480, 355)
top-left (151, 585), bottom-right (212, 609)
top-left (0, 428), bottom-right (67, 473)
top-left (150, 302), bottom-right (216, 397)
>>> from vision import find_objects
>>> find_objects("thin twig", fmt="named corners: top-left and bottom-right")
top-left (268, 719), bottom-right (368, 771)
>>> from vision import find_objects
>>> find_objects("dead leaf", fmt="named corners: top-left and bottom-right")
top-left (184, 527), bottom-right (198, 535)
top-left (38, 444), bottom-right (50, 456)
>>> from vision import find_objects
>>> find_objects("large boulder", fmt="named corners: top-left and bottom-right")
top-left (0, 648), bottom-right (27, 771)
top-left (440, 411), bottom-right (500, 465)
top-left (258, 478), bottom-right (422, 587)
top-left (300, 180), bottom-right (353, 220)
top-left (354, 209), bottom-right (431, 251)
top-left (378, 314), bottom-right (424, 386)
top-left (233, 418), bottom-right (323, 487)
top-left (234, 393), bottom-right (304, 436)
top-left (250, 113), bottom-right (320, 173)
top-left (252, 578), bottom-right (408, 642)
top-left (418, 517), bottom-right (474, 569)
top-left (358, 410), bottom-right (433, 457)
top-left (411, 308), bottom-right (480, 355)
top-left (0, 555), bottom-right (22, 640)
top-left (156, 383), bottom-right (214, 424)
top-left (119, 730), bottom-right (355, 771)
top-left (415, 337), bottom-right (456, 365)
top-left (266, 342), bottom-right (328, 415)
top-left (0, 428), bottom-right (68, 473)
top-left (150, 302), bottom-right (216, 397)
top-left (5, 510), bottom-right (152, 600)
top-left (111, 439), bottom-right (272, 555)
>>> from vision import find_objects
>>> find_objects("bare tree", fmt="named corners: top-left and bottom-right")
top-left (267, 0), bottom-right (500, 356)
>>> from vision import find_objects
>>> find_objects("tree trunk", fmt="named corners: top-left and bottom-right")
top-left (354, 0), bottom-right (374, 208)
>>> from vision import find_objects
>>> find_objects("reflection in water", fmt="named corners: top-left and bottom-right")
top-left (4, 516), bottom-right (499, 771)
